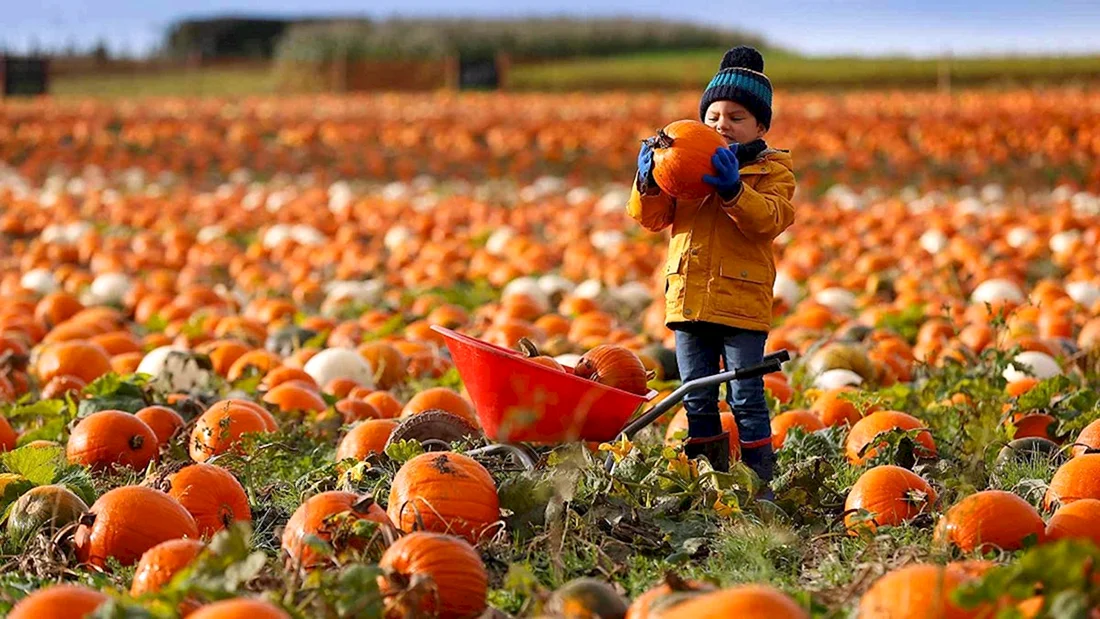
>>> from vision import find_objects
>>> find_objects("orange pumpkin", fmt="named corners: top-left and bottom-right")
top-left (9, 585), bottom-right (108, 619)
top-left (845, 411), bottom-right (937, 465)
top-left (131, 538), bottom-right (206, 596)
top-left (1044, 498), bottom-right (1100, 546)
top-left (66, 410), bottom-right (158, 471)
top-left (858, 563), bottom-right (986, 619)
top-left (189, 402), bottom-right (271, 462)
top-left (1045, 454), bottom-right (1100, 509)
top-left (35, 340), bottom-right (112, 385)
top-left (378, 531), bottom-right (488, 619)
top-left (387, 451), bottom-right (500, 545)
top-left (186, 598), bottom-right (291, 619)
top-left (281, 491), bottom-right (392, 568)
top-left (165, 463), bottom-right (252, 538)
top-left (656, 584), bottom-right (808, 619)
top-left (75, 485), bottom-right (199, 567)
top-left (648, 120), bottom-right (728, 200)
top-left (336, 420), bottom-right (399, 461)
top-left (401, 387), bottom-right (478, 426)
top-left (135, 405), bottom-right (186, 446)
top-left (770, 410), bottom-right (825, 450)
top-left (934, 490), bottom-right (1045, 553)
top-left (844, 465), bottom-right (937, 532)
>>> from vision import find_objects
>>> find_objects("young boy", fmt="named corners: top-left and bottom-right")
top-left (627, 46), bottom-right (796, 492)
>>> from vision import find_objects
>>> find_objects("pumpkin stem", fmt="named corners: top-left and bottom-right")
top-left (79, 512), bottom-right (97, 527)
top-left (653, 129), bottom-right (674, 150)
top-left (517, 337), bottom-right (540, 358)
top-left (129, 434), bottom-right (145, 450)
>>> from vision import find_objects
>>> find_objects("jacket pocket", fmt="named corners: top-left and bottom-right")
top-left (665, 235), bottom-right (688, 275)
top-left (713, 257), bottom-right (773, 320)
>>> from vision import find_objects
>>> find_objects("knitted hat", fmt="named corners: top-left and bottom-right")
top-left (698, 46), bottom-right (773, 129)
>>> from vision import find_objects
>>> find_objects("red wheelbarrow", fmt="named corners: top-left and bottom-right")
top-left (426, 325), bottom-right (789, 470)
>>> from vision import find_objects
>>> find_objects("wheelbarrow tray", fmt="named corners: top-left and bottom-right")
top-left (432, 325), bottom-right (656, 444)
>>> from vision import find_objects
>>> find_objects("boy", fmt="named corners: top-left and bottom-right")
top-left (627, 46), bottom-right (796, 494)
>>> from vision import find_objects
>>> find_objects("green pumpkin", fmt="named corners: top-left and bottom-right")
top-left (546, 578), bottom-right (628, 619)
top-left (6, 484), bottom-right (89, 542)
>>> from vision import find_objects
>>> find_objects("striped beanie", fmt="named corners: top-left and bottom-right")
top-left (699, 46), bottom-right (773, 129)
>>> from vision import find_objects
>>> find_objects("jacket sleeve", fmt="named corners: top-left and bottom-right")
top-left (626, 176), bottom-right (675, 232)
top-left (720, 165), bottom-right (796, 239)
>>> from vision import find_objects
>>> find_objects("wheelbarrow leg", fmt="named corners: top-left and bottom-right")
top-left (602, 350), bottom-right (790, 473)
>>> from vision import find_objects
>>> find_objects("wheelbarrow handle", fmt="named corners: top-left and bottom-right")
top-left (617, 349), bottom-right (791, 442)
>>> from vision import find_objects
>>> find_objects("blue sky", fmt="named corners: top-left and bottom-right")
top-left (5, 0), bottom-right (1100, 57)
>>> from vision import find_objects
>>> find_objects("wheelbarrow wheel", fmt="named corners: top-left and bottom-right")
top-left (384, 409), bottom-right (485, 453)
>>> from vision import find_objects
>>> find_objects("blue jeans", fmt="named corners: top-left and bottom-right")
top-left (672, 322), bottom-right (772, 447)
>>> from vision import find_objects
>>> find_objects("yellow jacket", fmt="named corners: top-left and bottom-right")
top-left (627, 149), bottom-right (796, 332)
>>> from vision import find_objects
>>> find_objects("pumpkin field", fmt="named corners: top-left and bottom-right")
top-left (1, 87), bottom-right (1100, 618)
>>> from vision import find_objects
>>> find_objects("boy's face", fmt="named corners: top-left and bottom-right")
top-left (704, 100), bottom-right (767, 145)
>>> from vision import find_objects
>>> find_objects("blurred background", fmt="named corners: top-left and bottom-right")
top-left (4, 0), bottom-right (1100, 97)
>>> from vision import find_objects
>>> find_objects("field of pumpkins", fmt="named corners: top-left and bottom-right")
top-left (1, 88), bottom-right (1100, 618)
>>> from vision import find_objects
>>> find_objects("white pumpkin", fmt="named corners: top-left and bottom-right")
top-left (502, 277), bottom-right (550, 310)
top-left (537, 274), bottom-right (575, 299)
top-left (383, 226), bottom-right (412, 251)
top-left (553, 354), bottom-right (582, 370)
top-left (20, 268), bottom-right (58, 295)
top-left (89, 273), bottom-right (132, 305)
top-left (137, 346), bottom-right (213, 393)
top-left (485, 226), bottom-right (516, 256)
top-left (1066, 281), bottom-right (1100, 308)
top-left (813, 368), bottom-right (864, 389)
top-left (970, 279), bottom-right (1025, 305)
top-left (814, 288), bottom-right (857, 314)
top-left (773, 271), bottom-right (802, 307)
top-left (304, 348), bottom-right (375, 389)
top-left (573, 279), bottom-right (605, 301)
top-left (1005, 226), bottom-right (1036, 249)
top-left (1050, 229), bottom-right (1081, 254)
top-left (1003, 351), bottom-right (1062, 383)
top-left (919, 229), bottom-right (948, 254)
top-left (262, 224), bottom-right (293, 249)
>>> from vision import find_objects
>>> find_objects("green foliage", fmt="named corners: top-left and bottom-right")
top-left (79, 373), bottom-right (152, 415)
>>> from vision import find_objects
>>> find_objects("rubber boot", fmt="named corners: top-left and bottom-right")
top-left (741, 443), bottom-right (776, 501)
top-left (683, 432), bottom-right (731, 473)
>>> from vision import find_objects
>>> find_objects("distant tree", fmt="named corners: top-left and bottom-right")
top-left (93, 39), bottom-right (109, 62)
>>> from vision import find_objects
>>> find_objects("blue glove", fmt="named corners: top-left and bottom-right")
top-left (637, 140), bottom-right (655, 187)
top-left (702, 144), bottom-right (742, 199)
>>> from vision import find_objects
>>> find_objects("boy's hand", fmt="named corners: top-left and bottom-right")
top-left (703, 144), bottom-right (742, 199)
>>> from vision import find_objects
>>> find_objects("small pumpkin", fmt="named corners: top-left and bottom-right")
top-left (769, 410), bottom-right (825, 450)
top-left (0, 414), bottom-right (15, 451)
top-left (6, 484), bottom-right (89, 542)
top-left (402, 387), bottom-right (478, 426)
top-left (189, 401), bottom-right (271, 462)
top-left (9, 584), bottom-right (108, 619)
top-left (844, 410), bottom-right (937, 466)
top-left (647, 120), bottom-right (728, 200)
top-left (844, 465), bottom-right (937, 532)
top-left (75, 485), bottom-right (199, 568)
top-left (357, 341), bottom-right (408, 390)
top-left (135, 405), bottom-right (186, 446)
top-left (387, 451), bottom-right (500, 545)
top-left (517, 337), bottom-right (565, 372)
top-left (378, 531), bottom-right (488, 619)
top-left (131, 538), bottom-right (206, 596)
top-left (186, 598), bottom-right (291, 619)
top-left (164, 463), bottom-right (252, 538)
top-left (1072, 419), bottom-right (1100, 457)
top-left (573, 345), bottom-right (652, 396)
top-left (934, 490), bottom-right (1045, 553)
top-left (626, 573), bottom-right (716, 619)
top-left (336, 419), bottom-right (399, 462)
top-left (281, 491), bottom-right (392, 569)
top-left (66, 409), bottom-right (159, 471)
top-left (34, 340), bottom-right (112, 385)
top-left (547, 578), bottom-right (629, 619)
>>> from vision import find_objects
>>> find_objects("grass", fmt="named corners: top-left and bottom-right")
top-left (44, 50), bottom-right (1100, 98)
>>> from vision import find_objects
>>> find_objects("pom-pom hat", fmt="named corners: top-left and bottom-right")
top-left (699, 46), bottom-right (773, 129)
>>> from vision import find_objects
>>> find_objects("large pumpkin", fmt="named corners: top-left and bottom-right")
top-left (934, 490), bottom-right (1045, 553)
top-left (844, 465), bottom-right (937, 532)
top-left (859, 563), bottom-right (985, 619)
top-left (281, 491), bottom-right (392, 568)
top-left (625, 574), bottom-right (716, 619)
top-left (1045, 454), bottom-right (1100, 510)
top-left (75, 485), bottom-right (199, 568)
top-left (66, 409), bottom-right (159, 471)
top-left (164, 463), bottom-right (252, 538)
top-left (378, 531), bottom-right (488, 619)
top-left (648, 120), bottom-right (727, 200)
top-left (387, 451), bottom-right (500, 545)
top-left (9, 584), bottom-right (108, 619)
top-left (186, 598), bottom-right (291, 619)
top-left (1044, 498), bottom-right (1100, 545)
top-left (34, 340), bottom-right (112, 384)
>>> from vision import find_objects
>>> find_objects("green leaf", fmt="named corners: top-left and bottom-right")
top-left (2, 399), bottom-right (67, 422)
top-left (1015, 375), bottom-right (1073, 413)
top-left (384, 439), bottom-right (425, 463)
top-left (0, 444), bottom-right (65, 485)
